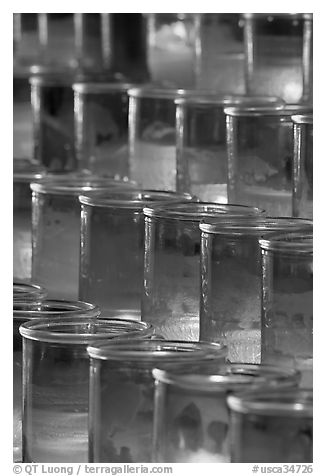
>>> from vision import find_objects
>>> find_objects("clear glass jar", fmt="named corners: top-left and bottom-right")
top-left (13, 281), bottom-right (48, 303)
top-left (175, 94), bottom-right (285, 202)
top-left (243, 13), bottom-right (313, 103)
top-left (194, 14), bottom-right (246, 93)
top-left (73, 81), bottom-right (136, 178)
top-left (19, 316), bottom-right (153, 463)
top-left (227, 388), bottom-right (313, 462)
top-left (152, 363), bottom-right (300, 463)
top-left (31, 175), bottom-right (135, 300)
top-left (145, 13), bottom-right (197, 88)
top-left (292, 114), bottom-right (313, 218)
top-left (128, 87), bottom-right (209, 191)
top-left (71, 14), bottom-right (103, 72)
top-left (13, 299), bottom-right (99, 462)
top-left (142, 202), bottom-right (263, 341)
top-left (199, 217), bottom-right (313, 364)
top-left (13, 14), bottom-right (43, 68)
top-left (260, 230), bottom-right (313, 388)
top-left (30, 73), bottom-right (77, 172)
top-left (79, 189), bottom-right (192, 315)
top-left (13, 159), bottom-right (45, 280)
top-left (87, 339), bottom-right (226, 462)
top-left (225, 104), bottom-right (313, 215)
top-left (13, 72), bottom-right (35, 159)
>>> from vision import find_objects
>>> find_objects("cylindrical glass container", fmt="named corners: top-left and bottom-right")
top-left (128, 87), bottom-right (214, 191)
top-left (13, 13), bottom-right (43, 68)
top-left (227, 388), bottom-right (313, 462)
top-left (87, 339), bottom-right (227, 463)
top-left (20, 316), bottom-right (154, 463)
top-left (13, 281), bottom-right (48, 303)
top-left (73, 81), bottom-right (136, 178)
top-left (152, 363), bottom-right (300, 463)
top-left (194, 14), bottom-right (246, 94)
top-left (31, 175), bottom-right (136, 300)
top-left (72, 13), bottom-right (103, 72)
top-left (145, 14), bottom-right (197, 88)
top-left (142, 202), bottom-right (263, 341)
top-left (13, 299), bottom-right (100, 462)
top-left (292, 114), bottom-right (313, 218)
top-left (199, 217), bottom-right (313, 364)
top-left (30, 73), bottom-right (77, 172)
top-left (225, 104), bottom-right (313, 215)
top-left (243, 13), bottom-right (313, 103)
top-left (13, 71), bottom-right (35, 159)
top-left (260, 231), bottom-right (313, 388)
top-left (13, 159), bottom-right (45, 280)
top-left (79, 189), bottom-right (193, 315)
top-left (42, 13), bottom-right (76, 70)
top-left (175, 94), bottom-right (285, 202)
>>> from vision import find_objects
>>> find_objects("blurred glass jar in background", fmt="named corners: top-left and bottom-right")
top-left (13, 159), bottom-right (45, 280)
top-left (20, 316), bottom-right (153, 463)
top-left (243, 13), bottom-right (313, 103)
top-left (13, 281), bottom-right (47, 303)
top-left (13, 299), bottom-right (99, 462)
top-left (79, 190), bottom-right (192, 315)
top-left (175, 94), bottom-right (285, 203)
top-left (225, 104), bottom-right (312, 216)
top-left (73, 81), bottom-right (136, 178)
top-left (194, 14), bottom-right (245, 94)
top-left (227, 388), bottom-right (313, 462)
top-left (13, 71), bottom-right (35, 159)
top-left (142, 202), bottom-right (262, 341)
top-left (199, 217), bottom-right (313, 364)
top-left (292, 114), bottom-right (313, 218)
top-left (152, 363), bottom-right (300, 463)
top-left (260, 230), bottom-right (313, 388)
top-left (13, 13), bottom-right (44, 68)
top-left (88, 340), bottom-right (226, 463)
top-left (145, 13), bottom-right (197, 88)
top-left (31, 175), bottom-right (136, 300)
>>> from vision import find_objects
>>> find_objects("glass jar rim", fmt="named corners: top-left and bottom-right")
top-left (199, 217), bottom-right (313, 236)
top-left (152, 364), bottom-right (301, 391)
top-left (224, 104), bottom-right (312, 117)
top-left (13, 159), bottom-right (46, 182)
top-left (30, 177), bottom-right (135, 196)
top-left (19, 317), bottom-right (154, 343)
top-left (143, 202), bottom-right (262, 221)
top-left (175, 95), bottom-right (285, 107)
top-left (13, 281), bottom-right (48, 302)
top-left (242, 13), bottom-right (313, 20)
top-left (127, 87), bottom-right (220, 100)
top-left (79, 190), bottom-right (193, 209)
top-left (227, 389), bottom-right (313, 417)
top-left (259, 230), bottom-right (313, 253)
top-left (87, 340), bottom-right (227, 361)
top-left (14, 299), bottom-right (100, 319)
top-left (73, 81), bottom-right (138, 94)
top-left (291, 114), bottom-right (313, 125)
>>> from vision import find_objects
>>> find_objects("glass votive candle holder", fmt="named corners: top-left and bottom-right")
top-left (71, 13), bottom-right (103, 72)
top-left (13, 14), bottom-right (43, 68)
top-left (225, 104), bottom-right (312, 216)
top-left (31, 175), bottom-right (136, 300)
top-left (175, 94), bottom-right (285, 203)
top-left (13, 71), bottom-right (35, 159)
top-left (19, 316), bottom-right (154, 463)
top-left (13, 158), bottom-right (45, 280)
top-left (227, 388), bottom-right (313, 462)
top-left (13, 281), bottom-right (48, 303)
top-left (145, 13), bottom-right (197, 88)
top-left (73, 81), bottom-right (136, 178)
top-left (152, 363), bottom-right (300, 463)
top-left (13, 299), bottom-right (99, 462)
top-left (87, 339), bottom-right (227, 463)
top-left (260, 230), bottom-right (313, 388)
top-left (142, 202), bottom-right (263, 341)
top-left (128, 87), bottom-right (210, 191)
top-left (292, 114), bottom-right (313, 218)
top-left (78, 189), bottom-right (192, 315)
top-left (194, 13), bottom-right (246, 94)
top-left (243, 13), bottom-right (313, 103)
top-left (199, 216), bottom-right (313, 364)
